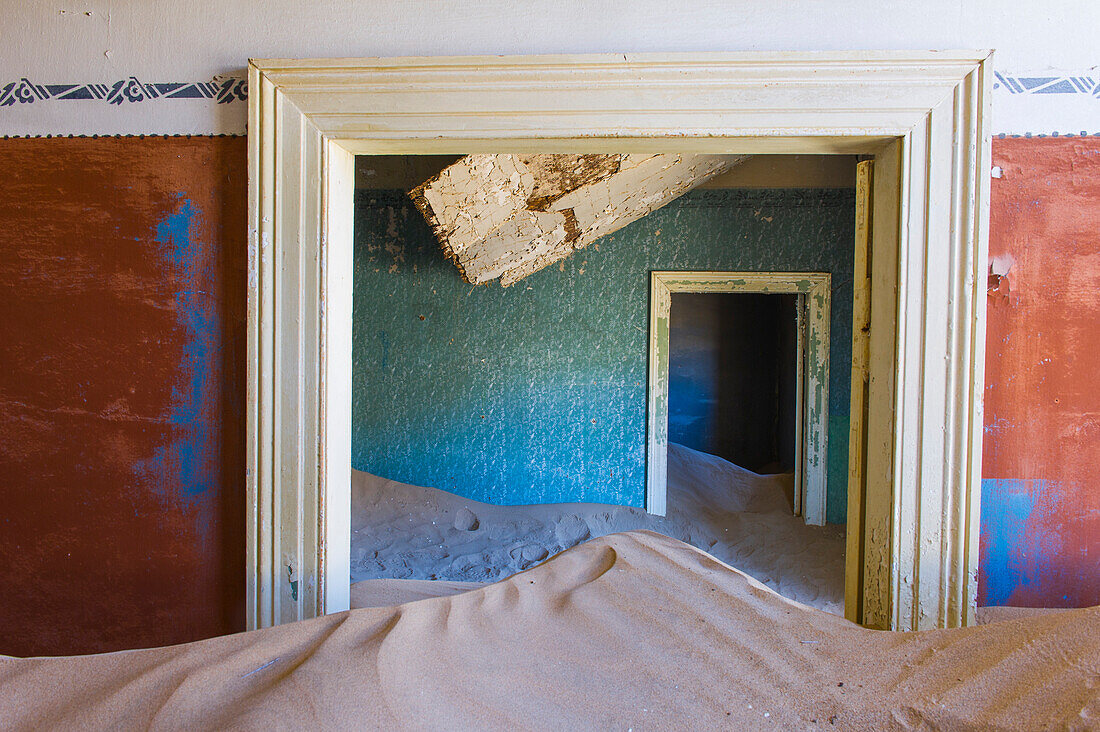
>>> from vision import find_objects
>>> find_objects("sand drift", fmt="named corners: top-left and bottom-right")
top-left (351, 443), bottom-right (845, 613)
top-left (2, 530), bottom-right (1095, 729)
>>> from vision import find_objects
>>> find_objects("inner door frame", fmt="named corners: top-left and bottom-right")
top-left (646, 271), bottom-right (831, 525)
top-left (247, 51), bottom-right (992, 631)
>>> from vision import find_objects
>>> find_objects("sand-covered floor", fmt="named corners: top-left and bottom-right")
top-left (351, 442), bottom-right (845, 613)
top-left (3, 531), bottom-right (1096, 730)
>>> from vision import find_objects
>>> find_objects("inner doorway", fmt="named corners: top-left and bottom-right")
top-left (346, 161), bottom-right (852, 617)
top-left (668, 291), bottom-right (799, 488)
top-left (646, 271), bottom-right (830, 524)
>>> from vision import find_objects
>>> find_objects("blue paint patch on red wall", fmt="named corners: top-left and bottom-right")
top-left (979, 478), bottom-right (1092, 607)
top-left (148, 196), bottom-right (220, 499)
top-left (980, 478), bottom-right (1042, 606)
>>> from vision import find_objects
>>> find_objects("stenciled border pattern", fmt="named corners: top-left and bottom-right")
top-left (994, 72), bottom-right (1100, 98)
top-left (1, 76), bottom-right (247, 107)
top-left (3, 71), bottom-right (1094, 109)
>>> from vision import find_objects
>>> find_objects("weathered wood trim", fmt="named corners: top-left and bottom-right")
top-left (246, 70), bottom-right (353, 630)
top-left (804, 278), bottom-right (832, 526)
top-left (793, 296), bottom-right (806, 516)
top-left (860, 140), bottom-right (902, 630)
top-left (964, 62), bottom-right (993, 629)
top-left (647, 272), bottom-right (831, 526)
top-left (646, 276), bottom-right (672, 518)
top-left (248, 51), bottom-right (992, 631)
top-left (845, 159), bottom-right (874, 624)
top-left (319, 139), bottom-right (355, 620)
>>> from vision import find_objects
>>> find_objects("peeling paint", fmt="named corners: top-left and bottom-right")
top-left (410, 154), bottom-right (748, 286)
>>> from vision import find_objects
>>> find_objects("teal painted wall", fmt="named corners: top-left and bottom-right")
top-left (353, 188), bottom-right (854, 521)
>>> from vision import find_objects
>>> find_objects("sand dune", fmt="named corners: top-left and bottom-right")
top-left (352, 442), bottom-right (845, 612)
top-left (350, 577), bottom-right (481, 608)
top-left (2, 531), bottom-right (1096, 730)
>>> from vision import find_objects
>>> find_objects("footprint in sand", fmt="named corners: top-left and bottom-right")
top-left (522, 544), bottom-right (549, 562)
top-left (555, 515), bottom-right (591, 547)
top-left (508, 543), bottom-right (550, 570)
top-left (453, 507), bottom-right (479, 531)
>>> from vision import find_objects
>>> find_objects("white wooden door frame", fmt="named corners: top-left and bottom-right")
top-left (247, 51), bottom-right (992, 631)
top-left (646, 272), bottom-right (831, 525)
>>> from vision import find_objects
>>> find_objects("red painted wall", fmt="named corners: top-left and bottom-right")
top-left (0, 138), bottom-right (247, 656)
top-left (980, 137), bottom-right (1100, 608)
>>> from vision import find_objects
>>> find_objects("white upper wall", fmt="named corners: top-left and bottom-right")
top-left (1, 0), bottom-right (1097, 135)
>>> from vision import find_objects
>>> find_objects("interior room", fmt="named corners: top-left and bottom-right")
top-left (0, 3), bottom-right (1097, 728)
top-left (347, 154), bottom-right (851, 615)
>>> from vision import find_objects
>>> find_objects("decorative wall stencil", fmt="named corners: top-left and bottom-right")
top-left (0, 77), bottom-right (247, 107)
top-left (5, 71), bottom-right (1096, 136)
top-left (994, 71), bottom-right (1099, 98)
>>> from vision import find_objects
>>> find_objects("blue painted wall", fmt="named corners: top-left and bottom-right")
top-left (352, 188), bottom-right (854, 520)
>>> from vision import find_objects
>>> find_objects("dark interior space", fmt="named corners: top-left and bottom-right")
top-left (668, 292), bottom-right (798, 473)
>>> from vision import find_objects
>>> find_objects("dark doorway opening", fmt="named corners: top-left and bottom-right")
top-left (667, 292), bottom-right (799, 476)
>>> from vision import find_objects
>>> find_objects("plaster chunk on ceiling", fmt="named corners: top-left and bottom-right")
top-left (409, 153), bottom-right (749, 286)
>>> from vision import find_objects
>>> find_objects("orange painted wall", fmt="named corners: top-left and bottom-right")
top-left (980, 137), bottom-right (1100, 608)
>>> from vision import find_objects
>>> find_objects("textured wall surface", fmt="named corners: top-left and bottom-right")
top-left (352, 188), bottom-right (854, 517)
top-left (980, 137), bottom-right (1100, 608)
top-left (0, 137), bottom-right (248, 656)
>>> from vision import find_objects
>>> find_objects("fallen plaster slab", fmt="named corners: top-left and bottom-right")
top-left (409, 154), bottom-right (749, 286)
